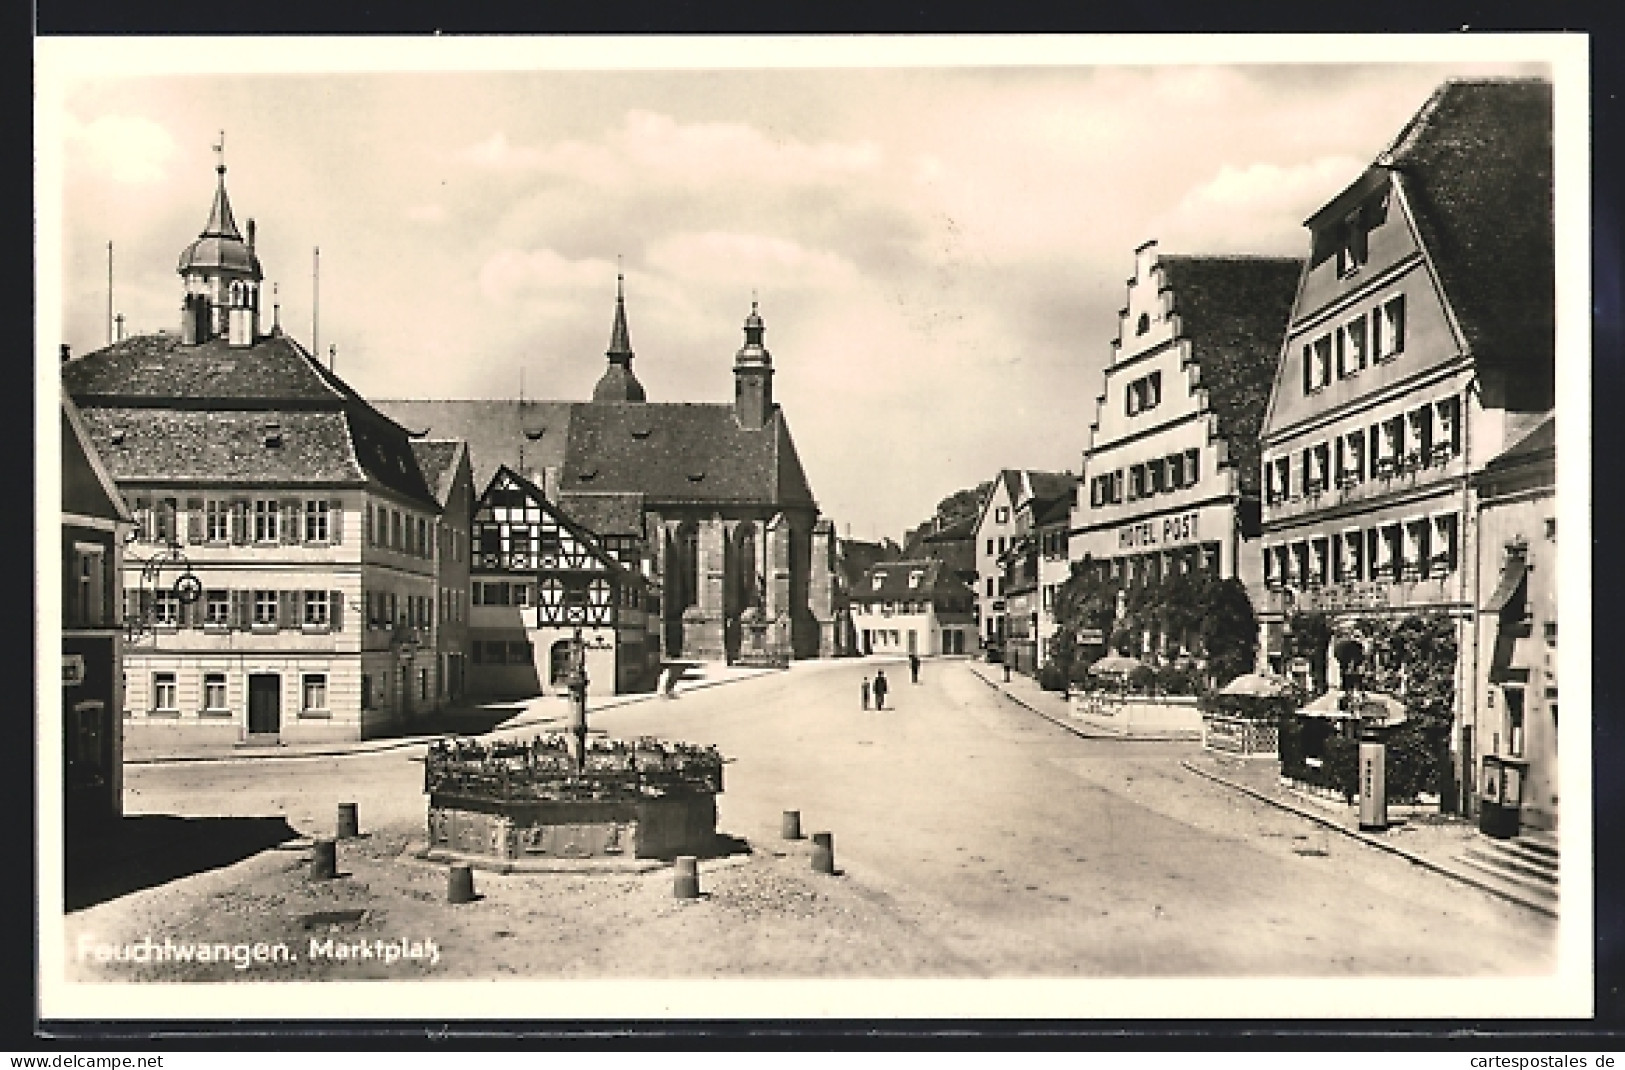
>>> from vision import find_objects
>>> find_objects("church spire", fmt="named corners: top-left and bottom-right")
top-left (201, 131), bottom-right (243, 241)
top-left (591, 269), bottom-right (647, 402)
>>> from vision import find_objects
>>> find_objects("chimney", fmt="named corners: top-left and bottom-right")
top-left (59, 344), bottom-right (70, 364)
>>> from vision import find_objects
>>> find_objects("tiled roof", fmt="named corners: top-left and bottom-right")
top-left (409, 439), bottom-right (466, 506)
top-left (564, 403), bottom-right (815, 508)
top-left (1381, 79), bottom-right (1553, 375)
top-left (61, 393), bottom-right (131, 522)
top-left (1026, 471), bottom-right (1075, 505)
top-left (78, 407), bottom-right (367, 487)
top-left (923, 516), bottom-right (976, 543)
top-left (1157, 255), bottom-right (1303, 495)
top-left (557, 491), bottom-right (646, 538)
top-left (1033, 495), bottom-right (1073, 529)
top-left (851, 558), bottom-right (973, 602)
top-left (1484, 412), bottom-right (1555, 472)
top-left (61, 332), bottom-right (345, 404)
top-left (372, 400), bottom-right (575, 491)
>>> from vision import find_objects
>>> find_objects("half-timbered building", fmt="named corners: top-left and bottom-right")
top-left (468, 465), bottom-right (659, 698)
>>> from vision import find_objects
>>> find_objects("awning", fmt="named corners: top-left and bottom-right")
top-left (1483, 556), bottom-right (1528, 613)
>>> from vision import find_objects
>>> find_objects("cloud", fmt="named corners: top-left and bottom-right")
top-left (459, 110), bottom-right (883, 192)
top-left (644, 231), bottom-right (861, 292)
top-left (1150, 155), bottom-right (1368, 253)
top-left (476, 247), bottom-right (613, 304)
top-left (63, 113), bottom-right (176, 184)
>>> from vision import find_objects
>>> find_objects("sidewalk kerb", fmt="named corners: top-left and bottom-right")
top-left (966, 664), bottom-right (1189, 743)
top-left (1180, 757), bottom-right (1558, 920)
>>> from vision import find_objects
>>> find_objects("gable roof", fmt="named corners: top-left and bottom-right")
top-left (557, 491), bottom-right (646, 539)
top-left (476, 464), bottom-right (629, 578)
top-left (61, 391), bottom-right (132, 523)
top-left (1157, 255), bottom-right (1303, 496)
top-left (562, 402), bottom-right (815, 508)
top-left (1379, 79), bottom-right (1553, 375)
top-left (1483, 412), bottom-right (1556, 474)
top-left (61, 332), bottom-right (346, 406)
top-left (1033, 495), bottom-right (1073, 530)
top-left (64, 333), bottom-right (440, 508)
top-left (852, 558), bottom-right (972, 601)
top-left (409, 439), bottom-right (467, 506)
top-left (373, 400), bottom-right (575, 493)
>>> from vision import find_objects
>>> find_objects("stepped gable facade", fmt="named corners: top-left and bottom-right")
top-left (376, 292), bottom-right (839, 666)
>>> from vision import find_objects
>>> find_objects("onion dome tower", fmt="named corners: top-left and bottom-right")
top-left (591, 273), bottom-right (647, 402)
top-left (177, 134), bottom-right (264, 347)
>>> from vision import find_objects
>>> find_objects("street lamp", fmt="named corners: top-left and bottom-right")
top-left (122, 529), bottom-right (202, 642)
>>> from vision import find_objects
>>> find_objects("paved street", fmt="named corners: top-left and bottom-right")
top-left (71, 657), bottom-right (1554, 979)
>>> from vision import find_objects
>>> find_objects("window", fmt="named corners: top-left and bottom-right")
top-left (1405, 407), bottom-right (1433, 465)
top-left (1268, 456), bottom-right (1291, 504)
top-left (301, 674), bottom-right (328, 715)
top-left (1433, 397), bottom-right (1461, 461)
top-left (253, 590), bottom-right (278, 627)
top-left (1303, 443), bottom-right (1330, 495)
top-left (1129, 464), bottom-right (1147, 501)
top-left (1303, 336), bottom-right (1333, 393)
top-left (303, 590), bottom-right (330, 628)
top-left (1338, 431), bottom-right (1366, 486)
top-left (995, 506), bottom-right (1009, 524)
top-left (154, 589), bottom-right (180, 628)
top-left (508, 641), bottom-right (532, 666)
top-left (1308, 538), bottom-right (1329, 587)
top-left (1374, 295), bottom-right (1406, 360)
top-left (205, 500), bottom-right (230, 542)
top-left (909, 570), bottom-right (924, 589)
top-left (512, 584), bottom-right (530, 608)
top-left (152, 672), bottom-right (178, 713)
top-left (204, 589), bottom-right (229, 628)
top-left (1338, 316), bottom-right (1368, 378)
top-left (70, 544), bottom-right (106, 628)
top-left (1404, 519), bottom-right (1430, 579)
top-left (1148, 457), bottom-right (1166, 495)
top-left (1375, 417), bottom-right (1403, 474)
top-left (985, 538), bottom-right (994, 556)
top-left (361, 674), bottom-right (374, 709)
top-left (392, 510), bottom-right (403, 549)
top-left (985, 577), bottom-right (994, 597)
top-left (1136, 312), bottom-right (1151, 336)
top-left (253, 499), bottom-right (279, 543)
top-left (1432, 514), bottom-right (1459, 575)
top-left (1335, 209), bottom-right (1367, 277)
top-left (418, 518), bottom-right (429, 557)
top-left (204, 673), bottom-right (228, 714)
top-left (305, 500), bottom-right (330, 543)
top-left (1125, 371), bottom-right (1163, 416)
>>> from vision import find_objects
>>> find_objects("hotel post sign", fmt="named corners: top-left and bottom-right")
top-left (1118, 510), bottom-right (1200, 552)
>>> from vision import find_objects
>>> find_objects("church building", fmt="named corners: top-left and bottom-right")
top-left (377, 281), bottom-right (841, 673)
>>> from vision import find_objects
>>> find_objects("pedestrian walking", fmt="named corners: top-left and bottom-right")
top-left (861, 676), bottom-right (871, 710)
top-left (873, 670), bottom-right (889, 710)
top-left (909, 653), bottom-right (920, 684)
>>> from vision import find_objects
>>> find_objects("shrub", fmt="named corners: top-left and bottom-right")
top-left (1037, 662), bottom-right (1070, 693)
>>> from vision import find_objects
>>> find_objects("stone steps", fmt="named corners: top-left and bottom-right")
top-left (1456, 830), bottom-right (1559, 910)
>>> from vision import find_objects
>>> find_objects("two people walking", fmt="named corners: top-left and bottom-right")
top-left (862, 671), bottom-right (891, 710)
top-left (863, 659), bottom-right (920, 710)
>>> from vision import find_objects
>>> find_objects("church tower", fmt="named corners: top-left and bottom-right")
top-left (733, 299), bottom-right (774, 429)
top-left (177, 136), bottom-right (264, 347)
top-left (591, 273), bottom-right (647, 402)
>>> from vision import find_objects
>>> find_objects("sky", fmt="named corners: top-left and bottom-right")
top-left (42, 39), bottom-right (1556, 543)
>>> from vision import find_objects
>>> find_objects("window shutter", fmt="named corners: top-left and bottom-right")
top-left (186, 499), bottom-right (204, 543)
top-left (231, 500), bottom-right (249, 545)
top-left (139, 588), bottom-right (153, 623)
top-left (279, 590), bottom-right (296, 629)
top-left (362, 504), bottom-right (371, 546)
top-left (329, 500), bottom-right (344, 545)
top-left (133, 496), bottom-right (152, 541)
top-left (282, 500), bottom-right (300, 545)
top-left (122, 588), bottom-right (135, 626)
top-left (231, 590), bottom-right (248, 630)
top-left (330, 590), bottom-right (344, 633)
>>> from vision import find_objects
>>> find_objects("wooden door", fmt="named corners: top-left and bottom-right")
top-left (247, 673), bottom-right (281, 735)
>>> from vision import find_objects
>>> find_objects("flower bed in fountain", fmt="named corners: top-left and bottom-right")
top-left (423, 735), bottom-right (724, 864)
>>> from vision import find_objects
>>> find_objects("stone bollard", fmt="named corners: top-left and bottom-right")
top-left (309, 838), bottom-right (337, 880)
top-left (811, 831), bottom-right (835, 875)
top-left (447, 864), bottom-right (476, 904)
top-left (781, 810), bottom-right (803, 840)
top-left (673, 855), bottom-right (700, 899)
top-left (336, 802), bottom-right (360, 839)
